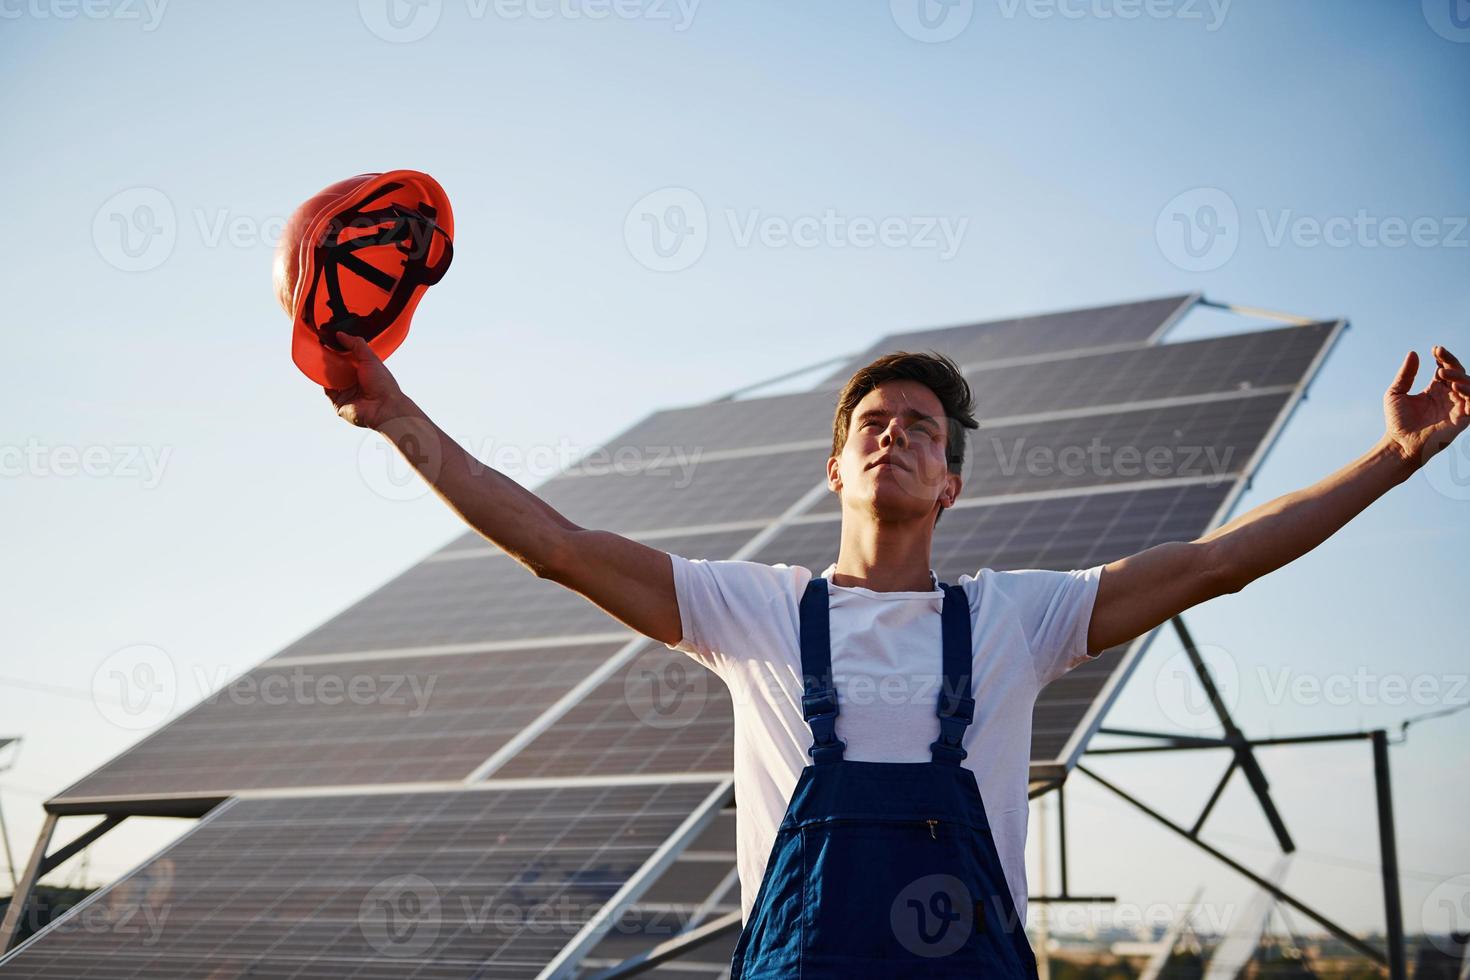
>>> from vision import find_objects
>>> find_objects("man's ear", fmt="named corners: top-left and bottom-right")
top-left (942, 472), bottom-right (962, 508)
top-left (826, 455), bottom-right (841, 493)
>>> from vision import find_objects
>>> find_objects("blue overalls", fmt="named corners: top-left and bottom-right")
top-left (729, 576), bottom-right (1040, 979)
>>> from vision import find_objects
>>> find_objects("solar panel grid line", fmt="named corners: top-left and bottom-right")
top-left (968, 383), bottom-right (1297, 430)
top-left (535, 779), bottom-right (733, 980)
top-left (785, 473), bottom-right (1242, 526)
top-left (266, 632), bottom-right (635, 669)
top-left (1048, 317), bottom-right (1347, 773)
top-left (425, 518), bottom-right (777, 564)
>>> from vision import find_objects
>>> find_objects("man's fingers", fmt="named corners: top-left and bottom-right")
top-left (1435, 345), bottom-right (1465, 372)
top-left (1388, 350), bottom-right (1418, 396)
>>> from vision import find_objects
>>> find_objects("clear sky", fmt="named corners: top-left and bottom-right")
top-left (3, 0), bottom-right (1467, 948)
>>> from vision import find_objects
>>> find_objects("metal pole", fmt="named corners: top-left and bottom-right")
top-left (0, 812), bottom-right (56, 953)
top-left (1372, 730), bottom-right (1407, 980)
top-left (0, 796), bottom-right (16, 890)
top-left (1057, 779), bottom-right (1070, 896)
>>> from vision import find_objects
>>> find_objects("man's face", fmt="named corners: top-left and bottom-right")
top-left (828, 380), bottom-right (961, 521)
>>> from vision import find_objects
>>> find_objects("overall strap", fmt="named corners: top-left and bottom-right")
top-left (930, 582), bottom-right (976, 766)
top-left (798, 577), bottom-right (845, 765)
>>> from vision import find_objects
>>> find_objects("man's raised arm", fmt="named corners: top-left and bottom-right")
top-left (325, 332), bottom-right (683, 647)
top-left (1085, 345), bottom-right (1469, 656)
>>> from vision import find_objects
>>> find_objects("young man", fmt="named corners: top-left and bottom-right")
top-left (326, 331), bottom-right (1467, 976)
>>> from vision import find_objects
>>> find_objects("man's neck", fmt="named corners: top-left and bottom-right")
top-left (831, 515), bottom-right (937, 592)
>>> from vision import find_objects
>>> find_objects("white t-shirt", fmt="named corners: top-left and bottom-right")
top-left (663, 554), bottom-right (1104, 926)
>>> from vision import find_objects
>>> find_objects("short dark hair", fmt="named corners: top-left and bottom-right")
top-left (830, 350), bottom-right (979, 524)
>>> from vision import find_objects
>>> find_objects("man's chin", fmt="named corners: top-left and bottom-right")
top-left (845, 491), bottom-right (939, 524)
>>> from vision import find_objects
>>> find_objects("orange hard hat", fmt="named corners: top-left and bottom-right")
top-left (274, 170), bottom-right (454, 388)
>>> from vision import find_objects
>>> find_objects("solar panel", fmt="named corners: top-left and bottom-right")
top-left (963, 321), bottom-right (1334, 419)
top-left (2, 780), bottom-right (728, 979)
top-left (609, 388), bottom-right (835, 457)
top-left (492, 646), bottom-right (733, 780)
top-left (532, 449), bottom-right (820, 535)
top-left (16, 297), bottom-right (1342, 977)
top-left (270, 527), bottom-right (754, 662)
top-left (822, 293), bottom-right (1197, 383)
top-left (51, 641), bottom-right (629, 810)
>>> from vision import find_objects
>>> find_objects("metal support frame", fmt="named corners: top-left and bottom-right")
top-left (0, 814), bottom-right (126, 954)
top-left (584, 910), bottom-right (743, 979)
top-left (1060, 613), bottom-right (1407, 978)
top-left (1029, 777), bottom-right (1117, 905)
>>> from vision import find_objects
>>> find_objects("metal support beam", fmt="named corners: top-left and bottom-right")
top-left (583, 910), bottom-right (742, 980)
top-left (37, 816), bottom-right (125, 879)
top-left (1028, 778), bottom-right (1117, 905)
top-left (1086, 729), bottom-right (1375, 755)
top-left (1076, 764), bottom-right (1386, 968)
top-left (0, 796), bottom-right (17, 891)
top-left (1172, 616), bottom-right (1295, 853)
top-left (1372, 730), bottom-right (1407, 980)
top-left (1097, 727), bottom-right (1228, 748)
top-left (1196, 297), bottom-right (1319, 326)
top-left (0, 813), bottom-right (56, 953)
top-left (1190, 755), bottom-right (1237, 838)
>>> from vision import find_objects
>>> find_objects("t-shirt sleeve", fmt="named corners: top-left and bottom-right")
top-left (663, 553), bottom-right (806, 676)
top-left (986, 565), bottom-right (1105, 689)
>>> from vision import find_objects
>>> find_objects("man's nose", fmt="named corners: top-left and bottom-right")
top-left (881, 421), bottom-right (906, 446)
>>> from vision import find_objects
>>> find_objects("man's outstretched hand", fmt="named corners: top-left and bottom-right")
top-left (1385, 345), bottom-right (1470, 468)
top-left (324, 332), bottom-right (408, 430)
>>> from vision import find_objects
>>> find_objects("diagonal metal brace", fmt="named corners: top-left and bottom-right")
top-left (1171, 616), bottom-right (1295, 853)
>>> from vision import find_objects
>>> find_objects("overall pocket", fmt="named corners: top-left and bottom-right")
top-left (800, 816), bottom-right (1018, 970)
